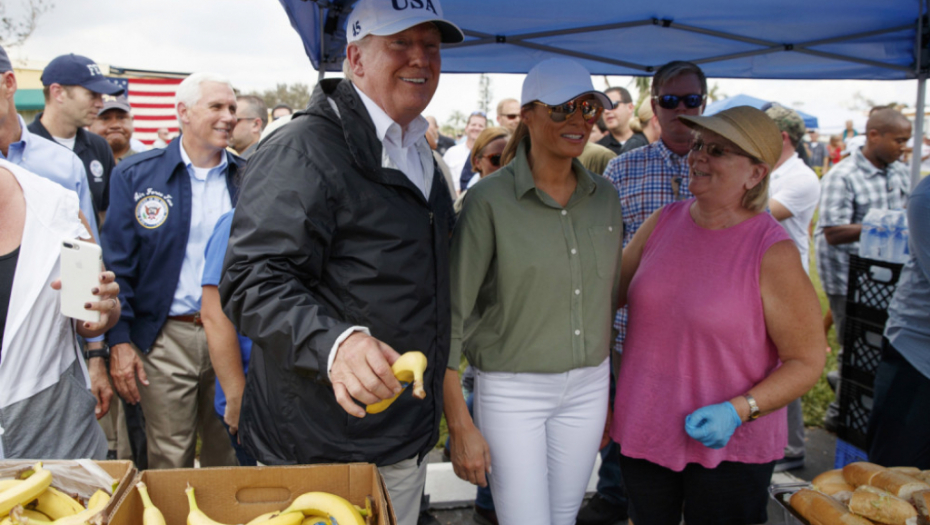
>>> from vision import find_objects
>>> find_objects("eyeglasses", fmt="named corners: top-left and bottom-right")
top-left (689, 138), bottom-right (752, 159)
top-left (470, 111), bottom-right (487, 118)
top-left (532, 97), bottom-right (604, 124)
top-left (653, 93), bottom-right (706, 110)
top-left (483, 154), bottom-right (502, 167)
top-left (499, 114), bottom-right (520, 120)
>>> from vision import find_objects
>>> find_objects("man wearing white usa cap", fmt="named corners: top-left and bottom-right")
top-left (220, 1), bottom-right (463, 523)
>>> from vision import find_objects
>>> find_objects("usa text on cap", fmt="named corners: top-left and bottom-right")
top-left (346, 0), bottom-right (464, 44)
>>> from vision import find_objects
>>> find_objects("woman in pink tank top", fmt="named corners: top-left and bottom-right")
top-left (610, 107), bottom-right (826, 525)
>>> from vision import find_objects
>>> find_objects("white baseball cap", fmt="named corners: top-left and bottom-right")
top-left (346, 0), bottom-right (464, 44)
top-left (521, 58), bottom-right (612, 110)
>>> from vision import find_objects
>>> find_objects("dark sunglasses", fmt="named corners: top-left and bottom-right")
top-left (483, 154), bottom-right (502, 167)
top-left (689, 138), bottom-right (752, 159)
top-left (500, 113), bottom-right (520, 120)
top-left (653, 93), bottom-right (705, 110)
top-left (532, 97), bottom-right (604, 124)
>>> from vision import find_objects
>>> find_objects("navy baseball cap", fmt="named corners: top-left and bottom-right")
top-left (41, 54), bottom-right (124, 96)
top-left (0, 45), bottom-right (11, 73)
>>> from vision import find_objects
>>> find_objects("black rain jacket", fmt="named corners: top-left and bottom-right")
top-left (220, 78), bottom-right (453, 467)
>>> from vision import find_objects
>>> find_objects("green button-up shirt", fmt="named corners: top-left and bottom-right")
top-left (449, 139), bottom-right (623, 373)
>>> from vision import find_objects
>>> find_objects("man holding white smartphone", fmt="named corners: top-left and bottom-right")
top-left (102, 72), bottom-right (243, 469)
top-left (0, 159), bottom-right (121, 459)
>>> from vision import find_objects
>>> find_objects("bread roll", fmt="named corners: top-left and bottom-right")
top-left (916, 471), bottom-right (930, 485)
top-left (790, 488), bottom-right (875, 525)
top-left (848, 486), bottom-right (918, 524)
top-left (871, 471), bottom-right (930, 502)
top-left (891, 467), bottom-right (923, 477)
top-left (912, 490), bottom-right (930, 520)
top-left (845, 462), bottom-right (888, 487)
top-left (815, 469), bottom-right (857, 495)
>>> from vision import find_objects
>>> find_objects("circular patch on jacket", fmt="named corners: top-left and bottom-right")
top-left (90, 160), bottom-right (104, 179)
top-left (135, 196), bottom-right (169, 229)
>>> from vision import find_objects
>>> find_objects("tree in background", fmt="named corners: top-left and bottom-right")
top-left (445, 110), bottom-right (465, 138)
top-left (0, 0), bottom-right (54, 47)
top-left (248, 83), bottom-right (312, 113)
top-left (477, 73), bottom-right (491, 114)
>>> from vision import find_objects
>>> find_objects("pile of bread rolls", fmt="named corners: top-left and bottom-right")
top-left (789, 462), bottom-right (930, 525)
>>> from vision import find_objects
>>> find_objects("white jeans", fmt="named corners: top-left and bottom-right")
top-left (474, 359), bottom-right (609, 525)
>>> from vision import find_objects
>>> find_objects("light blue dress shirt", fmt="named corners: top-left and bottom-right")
top-left (885, 175), bottom-right (930, 379)
top-left (169, 141), bottom-right (232, 316)
top-left (2, 115), bottom-right (100, 243)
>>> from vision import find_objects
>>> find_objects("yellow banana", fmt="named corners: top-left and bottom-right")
top-left (136, 482), bottom-right (166, 525)
top-left (353, 496), bottom-right (373, 518)
top-left (3, 505), bottom-right (53, 525)
top-left (0, 481), bottom-right (20, 492)
top-left (0, 463), bottom-right (52, 515)
top-left (50, 490), bottom-right (109, 525)
top-left (366, 351), bottom-right (428, 414)
top-left (245, 512), bottom-right (278, 525)
top-left (185, 486), bottom-right (231, 525)
top-left (32, 487), bottom-right (84, 519)
top-left (282, 492), bottom-right (365, 525)
top-left (20, 508), bottom-right (53, 523)
top-left (244, 511), bottom-right (305, 525)
top-left (255, 512), bottom-right (304, 525)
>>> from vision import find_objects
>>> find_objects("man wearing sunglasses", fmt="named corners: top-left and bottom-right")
top-left (219, 1), bottom-right (464, 524)
top-left (597, 87), bottom-right (634, 155)
top-left (581, 60), bottom-right (707, 525)
top-left (495, 98), bottom-right (521, 132)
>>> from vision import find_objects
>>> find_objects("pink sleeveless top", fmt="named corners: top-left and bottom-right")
top-left (611, 199), bottom-right (792, 471)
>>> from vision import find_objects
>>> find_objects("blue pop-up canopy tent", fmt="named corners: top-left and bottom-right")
top-left (278, 0), bottom-right (930, 184)
top-left (705, 94), bottom-right (819, 129)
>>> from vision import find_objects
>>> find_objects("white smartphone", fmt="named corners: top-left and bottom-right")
top-left (60, 238), bottom-right (102, 323)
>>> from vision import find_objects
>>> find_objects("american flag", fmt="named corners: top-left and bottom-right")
top-left (107, 77), bottom-right (183, 146)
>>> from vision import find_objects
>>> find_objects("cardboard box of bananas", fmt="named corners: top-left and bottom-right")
top-left (109, 464), bottom-right (393, 525)
top-left (0, 461), bottom-right (131, 525)
top-left (776, 462), bottom-right (930, 525)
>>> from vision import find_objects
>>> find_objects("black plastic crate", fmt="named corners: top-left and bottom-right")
top-left (845, 255), bottom-right (904, 323)
top-left (836, 378), bottom-right (874, 451)
top-left (840, 317), bottom-right (884, 388)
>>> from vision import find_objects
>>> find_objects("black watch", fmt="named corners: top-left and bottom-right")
top-left (84, 343), bottom-right (110, 361)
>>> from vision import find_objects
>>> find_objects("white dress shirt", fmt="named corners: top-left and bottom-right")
top-left (169, 142), bottom-right (233, 316)
top-left (326, 84), bottom-right (436, 374)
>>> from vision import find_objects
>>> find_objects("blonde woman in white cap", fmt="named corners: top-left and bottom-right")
top-left (443, 58), bottom-right (623, 525)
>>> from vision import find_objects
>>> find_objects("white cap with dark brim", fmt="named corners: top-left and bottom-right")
top-left (521, 58), bottom-right (612, 110)
top-left (346, 0), bottom-right (464, 44)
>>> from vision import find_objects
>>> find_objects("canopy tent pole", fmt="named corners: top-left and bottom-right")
top-left (914, 75), bottom-right (926, 189)
top-left (912, 0), bottom-right (927, 189)
top-left (317, 1), bottom-right (326, 82)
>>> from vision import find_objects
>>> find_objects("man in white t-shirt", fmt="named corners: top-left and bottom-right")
top-left (765, 104), bottom-right (821, 472)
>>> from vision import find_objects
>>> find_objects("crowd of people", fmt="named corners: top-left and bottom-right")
top-left (0, 1), bottom-right (928, 525)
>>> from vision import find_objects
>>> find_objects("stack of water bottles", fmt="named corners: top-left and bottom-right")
top-left (859, 209), bottom-right (910, 263)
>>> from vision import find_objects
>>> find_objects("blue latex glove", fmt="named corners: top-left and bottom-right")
top-left (684, 401), bottom-right (742, 449)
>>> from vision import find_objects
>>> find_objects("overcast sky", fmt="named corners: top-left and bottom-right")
top-left (7, 0), bottom-right (925, 133)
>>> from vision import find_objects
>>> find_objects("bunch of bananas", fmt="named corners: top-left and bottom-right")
top-left (366, 351), bottom-right (428, 414)
top-left (162, 485), bottom-right (371, 525)
top-left (0, 462), bottom-right (111, 525)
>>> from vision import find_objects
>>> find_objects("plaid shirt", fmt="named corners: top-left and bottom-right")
top-left (604, 139), bottom-right (692, 353)
top-left (815, 147), bottom-right (910, 296)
